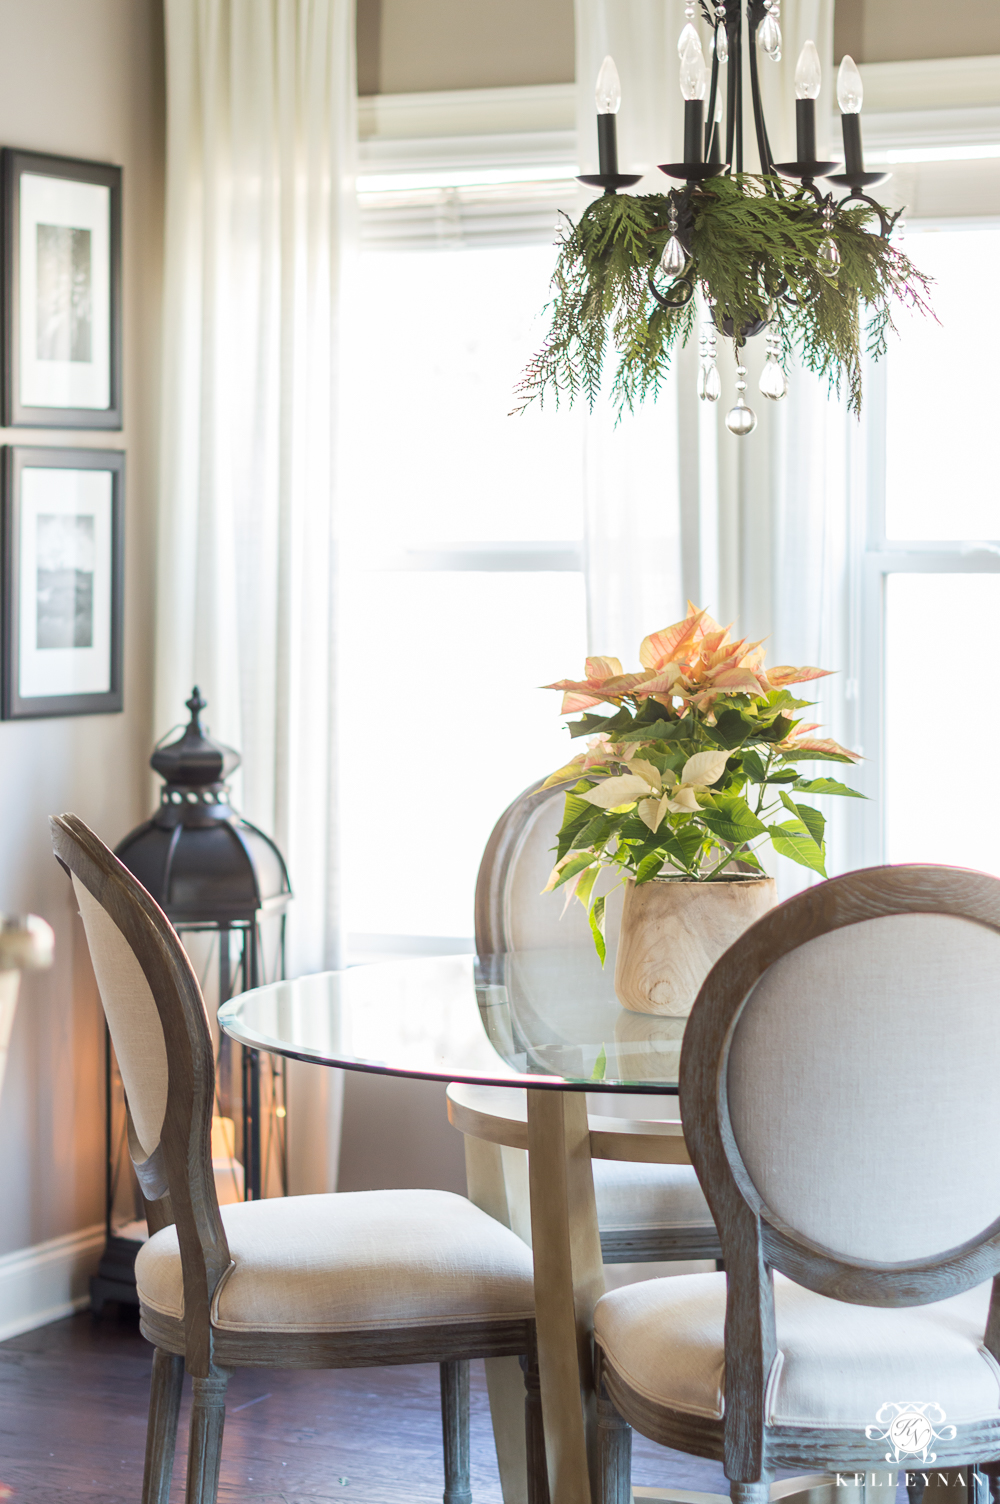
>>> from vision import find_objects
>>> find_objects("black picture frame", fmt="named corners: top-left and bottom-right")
top-left (2, 446), bottom-right (124, 719)
top-left (2, 149), bottom-right (122, 428)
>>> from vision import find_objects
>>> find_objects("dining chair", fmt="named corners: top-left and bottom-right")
top-left (461, 779), bottom-right (721, 1269)
top-left (52, 813), bottom-right (548, 1504)
top-left (593, 864), bottom-right (1000, 1504)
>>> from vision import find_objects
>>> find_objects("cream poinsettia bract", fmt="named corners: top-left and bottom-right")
top-left (579, 750), bottom-right (730, 832)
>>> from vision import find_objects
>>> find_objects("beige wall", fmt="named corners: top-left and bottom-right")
top-left (0, 0), bottom-right (164, 1257)
top-left (357, 0), bottom-right (574, 95)
top-left (358, 0), bottom-right (1000, 94)
top-left (836, 0), bottom-right (1000, 63)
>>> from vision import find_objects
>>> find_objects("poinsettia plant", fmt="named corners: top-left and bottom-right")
top-left (541, 605), bottom-right (862, 960)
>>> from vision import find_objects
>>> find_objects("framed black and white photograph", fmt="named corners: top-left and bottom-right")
top-left (2, 150), bottom-right (122, 428)
top-left (2, 447), bottom-right (124, 718)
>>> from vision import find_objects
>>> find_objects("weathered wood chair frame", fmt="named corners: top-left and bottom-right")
top-left (52, 813), bottom-right (548, 1504)
top-left (595, 865), bottom-right (1000, 1504)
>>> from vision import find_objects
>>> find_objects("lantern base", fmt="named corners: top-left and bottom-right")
top-left (90, 1231), bottom-right (143, 1313)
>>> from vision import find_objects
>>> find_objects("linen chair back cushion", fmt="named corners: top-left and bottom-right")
top-left (504, 793), bottom-right (622, 952)
top-left (73, 874), bottom-right (169, 1159)
top-left (727, 912), bottom-right (1000, 1264)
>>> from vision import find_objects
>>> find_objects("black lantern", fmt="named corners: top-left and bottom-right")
top-left (91, 689), bottom-right (291, 1311)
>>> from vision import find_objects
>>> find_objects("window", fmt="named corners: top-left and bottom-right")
top-left (861, 224), bottom-right (1000, 872)
top-left (338, 236), bottom-right (587, 953)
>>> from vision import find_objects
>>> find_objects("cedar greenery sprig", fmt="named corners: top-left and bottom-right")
top-left (513, 176), bottom-right (934, 421)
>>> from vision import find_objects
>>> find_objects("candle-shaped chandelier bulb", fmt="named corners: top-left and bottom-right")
top-left (595, 55), bottom-right (622, 113)
top-left (837, 54), bottom-right (865, 179)
top-left (680, 38), bottom-right (707, 165)
top-left (680, 39), bottom-right (707, 102)
top-left (795, 41), bottom-right (822, 100)
top-left (837, 54), bottom-right (863, 112)
top-left (794, 40), bottom-right (821, 162)
top-left (595, 56), bottom-right (622, 177)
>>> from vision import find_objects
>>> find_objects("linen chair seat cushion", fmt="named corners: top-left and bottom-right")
top-left (592, 1160), bottom-right (713, 1230)
top-left (595, 1270), bottom-right (1000, 1428)
top-left (137, 1189), bottom-right (535, 1333)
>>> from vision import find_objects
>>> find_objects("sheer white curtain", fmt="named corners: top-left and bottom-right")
top-left (158, 0), bottom-right (355, 1188)
top-left (574, 0), bottom-right (689, 659)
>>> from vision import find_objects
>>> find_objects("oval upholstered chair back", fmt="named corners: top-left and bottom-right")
top-left (475, 780), bottom-right (623, 955)
top-left (681, 864), bottom-right (1000, 1293)
top-left (50, 813), bottom-right (229, 1331)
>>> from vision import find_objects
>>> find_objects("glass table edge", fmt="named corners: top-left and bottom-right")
top-left (216, 986), bottom-right (682, 1096)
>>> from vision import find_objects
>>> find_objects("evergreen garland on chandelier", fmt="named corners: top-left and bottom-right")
top-left (513, 1), bottom-right (936, 432)
top-left (513, 177), bottom-right (933, 422)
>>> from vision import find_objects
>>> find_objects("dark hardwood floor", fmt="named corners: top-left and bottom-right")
top-left (0, 1307), bottom-right (730, 1502)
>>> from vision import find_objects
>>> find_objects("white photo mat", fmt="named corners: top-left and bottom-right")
top-left (18, 467), bottom-right (113, 699)
top-left (19, 173), bottom-right (111, 411)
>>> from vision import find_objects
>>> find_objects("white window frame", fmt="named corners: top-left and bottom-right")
top-left (347, 86), bottom-right (585, 959)
top-left (847, 52), bottom-right (1000, 866)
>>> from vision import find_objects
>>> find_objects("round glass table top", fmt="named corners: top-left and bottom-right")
top-left (218, 950), bottom-right (685, 1094)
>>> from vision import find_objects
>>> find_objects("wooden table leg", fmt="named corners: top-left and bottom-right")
top-left (463, 1134), bottom-right (530, 1504)
top-left (527, 1088), bottom-right (604, 1504)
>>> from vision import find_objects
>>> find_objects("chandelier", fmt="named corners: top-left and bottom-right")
top-left (514, 1), bottom-right (932, 436)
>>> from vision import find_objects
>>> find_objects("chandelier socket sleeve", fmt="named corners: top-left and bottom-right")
top-left (795, 98), bottom-right (817, 164)
top-left (840, 112), bottom-right (864, 177)
top-left (684, 100), bottom-right (705, 165)
top-left (597, 113), bottom-right (620, 177)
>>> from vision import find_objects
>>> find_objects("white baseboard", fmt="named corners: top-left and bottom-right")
top-left (0, 1223), bottom-right (104, 1341)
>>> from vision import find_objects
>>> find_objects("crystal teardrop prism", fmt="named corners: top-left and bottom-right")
top-left (660, 235), bottom-right (688, 276)
top-left (704, 365), bottom-right (721, 401)
top-left (726, 400), bottom-right (757, 436)
top-left (759, 360), bottom-right (788, 400)
top-left (817, 236), bottom-right (841, 278)
top-left (715, 25), bottom-right (729, 63)
top-left (758, 14), bottom-right (781, 54)
top-left (678, 21), bottom-right (700, 57)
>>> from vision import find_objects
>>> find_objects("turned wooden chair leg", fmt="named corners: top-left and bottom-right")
top-left (440, 1359), bottom-right (473, 1504)
top-left (520, 1344), bottom-right (550, 1504)
top-left (730, 1477), bottom-right (773, 1504)
top-left (596, 1377), bottom-right (631, 1504)
top-left (185, 1368), bottom-right (230, 1504)
top-left (142, 1348), bottom-right (184, 1504)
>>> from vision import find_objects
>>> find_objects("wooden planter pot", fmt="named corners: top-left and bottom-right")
top-left (614, 876), bottom-right (776, 1016)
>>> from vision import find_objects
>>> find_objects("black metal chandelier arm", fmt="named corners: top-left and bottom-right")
top-left (745, 4), bottom-right (776, 176)
top-left (835, 189), bottom-right (893, 239)
top-left (648, 270), bottom-right (696, 309)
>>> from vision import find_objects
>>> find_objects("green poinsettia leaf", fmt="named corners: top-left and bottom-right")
top-left (589, 894), bottom-right (607, 966)
top-left (574, 864), bottom-right (601, 911)
top-left (793, 777), bottom-right (865, 798)
top-left (780, 791), bottom-right (826, 847)
top-left (550, 852), bottom-right (598, 890)
top-left (740, 749), bottom-right (768, 783)
top-left (709, 708), bottom-right (758, 750)
top-left (768, 821), bottom-right (828, 875)
top-left (590, 1044), bottom-right (607, 1082)
top-left (778, 747), bottom-right (856, 763)
top-left (698, 794), bottom-right (767, 844)
top-left (634, 851), bottom-right (665, 884)
top-left (618, 718), bottom-right (686, 742)
top-left (570, 813), bottom-right (616, 852)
